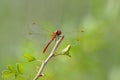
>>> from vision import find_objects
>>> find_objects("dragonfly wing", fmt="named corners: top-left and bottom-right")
top-left (25, 23), bottom-right (51, 52)
top-left (61, 27), bottom-right (84, 46)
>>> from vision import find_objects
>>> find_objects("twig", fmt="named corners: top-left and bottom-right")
top-left (33, 36), bottom-right (64, 80)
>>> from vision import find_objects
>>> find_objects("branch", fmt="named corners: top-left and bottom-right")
top-left (33, 36), bottom-right (64, 80)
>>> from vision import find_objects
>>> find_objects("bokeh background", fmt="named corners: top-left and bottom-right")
top-left (0, 0), bottom-right (120, 80)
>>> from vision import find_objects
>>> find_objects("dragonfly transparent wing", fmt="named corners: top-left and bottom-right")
top-left (25, 23), bottom-right (53, 53)
top-left (24, 22), bottom-right (84, 53)
top-left (60, 26), bottom-right (85, 47)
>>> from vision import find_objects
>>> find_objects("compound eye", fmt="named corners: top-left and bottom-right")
top-left (56, 30), bottom-right (61, 35)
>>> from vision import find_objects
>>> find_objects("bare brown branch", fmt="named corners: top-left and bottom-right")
top-left (33, 36), bottom-right (64, 80)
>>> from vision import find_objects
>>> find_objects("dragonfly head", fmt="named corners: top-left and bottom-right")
top-left (55, 30), bottom-right (61, 35)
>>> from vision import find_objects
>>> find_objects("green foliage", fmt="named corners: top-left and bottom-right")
top-left (60, 45), bottom-right (71, 57)
top-left (2, 70), bottom-right (13, 80)
top-left (2, 63), bottom-right (23, 80)
top-left (23, 54), bottom-right (36, 62)
top-left (16, 63), bottom-right (23, 74)
top-left (7, 65), bottom-right (16, 73)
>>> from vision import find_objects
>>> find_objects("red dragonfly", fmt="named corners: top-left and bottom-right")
top-left (42, 30), bottom-right (61, 53)
top-left (27, 22), bottom-right (84, 54)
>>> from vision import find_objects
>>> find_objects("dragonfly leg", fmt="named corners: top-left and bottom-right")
top-left (54, 37), bottom-right (57, 43)
top-left (54, 35), bottom-right (61, 43)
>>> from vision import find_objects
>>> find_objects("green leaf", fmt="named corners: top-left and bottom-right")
top-left (23, 54), bottom-right (36, 62)
top-left (2, 70), bottom-right (13, 79)
top-left (61, 45), bottom-right (71, 57)
top-left (7, 65), bottom-right (16, 73)
top-left (16, 63), bottom-right (23, 74)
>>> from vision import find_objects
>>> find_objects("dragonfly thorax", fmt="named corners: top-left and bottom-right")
top-left (55, 30), bottom-right (61, 36)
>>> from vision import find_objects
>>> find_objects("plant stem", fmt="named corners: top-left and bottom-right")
top-left (33, 36), bottom-right (64, 80)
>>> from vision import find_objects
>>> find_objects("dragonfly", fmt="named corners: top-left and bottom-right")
top-left (27, 22), bottom-right (84, 54)
top-left (42, 29), bottom-right (62, 53)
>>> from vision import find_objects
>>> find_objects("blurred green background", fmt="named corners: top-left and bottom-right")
top-left (0, 0), bottom-right (120, 80)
